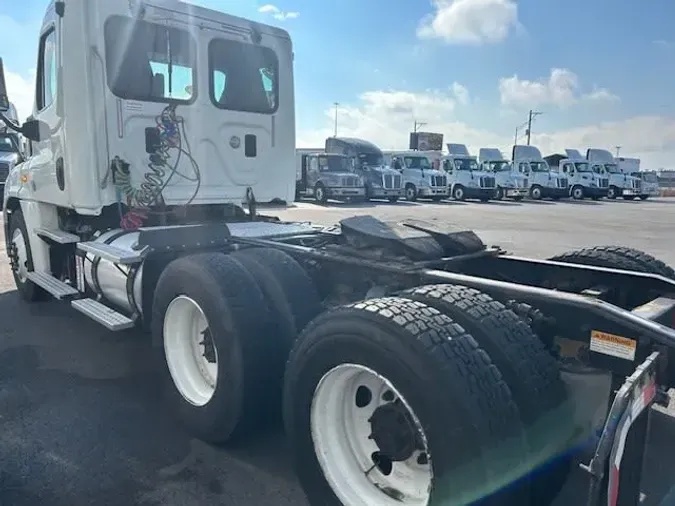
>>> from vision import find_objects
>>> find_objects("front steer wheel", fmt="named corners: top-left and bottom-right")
top-left (8, 210), bottom-right (47, 302)
top-left (152, 252), bottom-right (281, 443)
top-left (284, 296), bottom-right (529, 506)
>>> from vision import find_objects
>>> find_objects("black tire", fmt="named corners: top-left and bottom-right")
top-left (530, 185), bottom-right (543, 200)
top-left (242, 247), bottom-right (323, 337)
top-left (495, 187), bottom-right (504, 200)
top-left (314, 184), bottom-right (328, 204)
top-left (568, 246), bottom-right (675, 280)
top-left (607, 186), bottom-right (618, 199)
top-left (639, 195), bottom-right (649, 201)
top-left (452, 184), bottom-right (466, 201)
top-left (388, 196), bottom-right (399, 203)
top-left (549, 248), bottom-right (646, 272)
top-left (405, 183), bottom-right (417, 202)
top-left (8, 210), bottom-right (47, 302)
top-left (284, 297), bottom-right (529, 506)
top-left (571, 185), bottom-right (584, 200)
top-left (402, 284), bottom-right (573, 505)
top-left (152, 252), bottom-right (278, 443)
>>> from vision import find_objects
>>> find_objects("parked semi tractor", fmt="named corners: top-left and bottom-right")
top-left (0, 131), bottom-right (24, 203)
top-left (383, 150), bottom-right (449, 201)
top-left (440, 143), bottom-right (496, 201)
top-left (478, 148), bottom-right (528, 201)
top-left (325, 137), bottom-right (403, 202)
top-left (617, 157), bottom-right (656, 201)
top-left (544, 149), bottom-right (609, 200)
top-left (295, 150), bottom-right (365, 203)
top-left (512, 145), bottom-right (569, 200)
top-left (587, 148), bottom-right (641, 200)
top-left (2, 2), bottom-right (675, 506)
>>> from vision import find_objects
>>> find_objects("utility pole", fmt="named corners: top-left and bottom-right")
top-left (333, 102), bottom-right (339, 137)
top-left (413, 120), bottom-right (427, 133)
top-left (526, 110), bottom-right (543, 145)
top-left (615, 146), bottom-right (621, 157)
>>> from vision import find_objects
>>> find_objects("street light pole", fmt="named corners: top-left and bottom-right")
top-left (333, 102), bottom-right (339, 137)
top-left (526, 110), bottom-right (543, 145)
top-left (615, 146), bottom-right (622, 157)
top-left (413, 120), bottom-right (427, 133)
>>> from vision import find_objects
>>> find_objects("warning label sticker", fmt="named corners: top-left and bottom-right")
top-left (590, 330), bottom-right (637, 361)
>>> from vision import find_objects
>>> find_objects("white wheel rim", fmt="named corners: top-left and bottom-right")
top-left (11, 227), bottom-right (29, 283)
top-left (163, 295), bottom-right (218, 406)
top-left (455, 187), bottom-right (463, 199)
top-left (574, 188), bottom-right (583, 199)
top-left (532, 187), bottom-right (541, 199)
top-left (311, 364), bottom-right (432, 506)
top-left (407, 187), bottom-right (415, 199)
top-left (317, 187), bottom-right (324, 201)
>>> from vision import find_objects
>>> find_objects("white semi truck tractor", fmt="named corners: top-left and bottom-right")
top-left (2, 3), bottom-right (675, 506)
top-left (478, 148), bottom-right (529, 201)
top-left (587, 148), bottom-right (642, 200)
top-left (512, 145), bottom-right (569, 200)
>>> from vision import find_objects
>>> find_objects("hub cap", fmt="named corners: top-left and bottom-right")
top-left (11, 227), bottom-right (29, 283)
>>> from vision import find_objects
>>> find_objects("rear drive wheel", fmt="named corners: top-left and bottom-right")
top-left (153, 252), bottom-right (277, 443)
top-left (403, 284), bottom-right (573, 506)
top-left (284, 297), bottom-right (529, 506)
top-left (8, 210), bottom-right (46, 302)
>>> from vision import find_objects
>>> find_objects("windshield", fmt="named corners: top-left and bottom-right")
top-left (604, 163), bottom-right (620, 174)
top-left (359, 153), bottom-right (384, 167)
top-left (529, 161), bottom-right (549, 172)
top-left (592, 165), bottom-right (604, 174)
top-left (454, 158), bottom-right (478, 171)
top-left (573, 162), bottom-right (592, 172)
top-left (318, 155), bottom-right (351, 172)
top-left (488, 161), bottom-right (511, 172)
top-left (403, 156), bottom-right (432, 169)
top-left (0, 135), bottom-right (19, 153)
top-left (637, 172), bottom-right (658, 182)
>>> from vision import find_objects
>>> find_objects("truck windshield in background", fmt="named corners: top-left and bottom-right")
top-left (529, 161), bottom-right (549, 172)
top-left (318, 156), bottom-right (351, 172)
top-left (604, 163), bottom-right (620, 174)
top-left (636, 172), bottom-right (658, 182)
top-left (488, 161), bottom-right (511, 172)
top-left (0, 134), bottom-right (19, 153)
top-left (404, 156), bottom-right (432, 169)
top-left (574, 162), bottom-right (592, 172)
top-left (359, 153), bottom-right (384, 167)
top-left (454, 158), bottom-right (478, 171)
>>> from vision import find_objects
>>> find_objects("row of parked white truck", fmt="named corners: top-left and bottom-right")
top-left (296, 138), bottom-right (660, 204)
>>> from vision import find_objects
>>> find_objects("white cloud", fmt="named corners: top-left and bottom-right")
top-left (296, 89), bottom-right (675, 170)
top-left (258, 4), bottom-right (299, 21)
top-left (417, 0), bottom-right (519, 45)
top-left (451, 82), bottom-right (470, 105)
top-left (653, 39), bottom-right (674, 49)
top-left (499, 68), bottom-right (619, 109)
top-left (4, 69), bottom-right (35, 123)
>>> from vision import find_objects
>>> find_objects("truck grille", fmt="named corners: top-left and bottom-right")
top-left (0, 162), bottom-right (9, 182)
top-left (479, 176), bottom-right (496, 189)
top-left (557, 177), bottom-right (568, 188)
top-left (383, 174), bottom-right (402, 189)
top-left (632, 179), bottom-right (641, 190)
top-left (599, 178), bottom-right (609, 188)
top-left (432, 175), bottom-right (447, 187)
top-left (341, 177), bottom-right (360, 187)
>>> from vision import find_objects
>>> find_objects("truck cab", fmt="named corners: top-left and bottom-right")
top-left (440, 143), bottom-right (495, 201)
top-left (544, 149), bottom-right (609, 200)
top-left (325, 137), bottom-right (403, 202)
top-left (295, 150), bottom-right (364, 204)
top-left (383, 150), bottom-right (448, 202)
top-left (617, 157), bottom-right (656, 201)
top-left (512, 145), bottom-right (568, 200)
top-left (478, 148), bottom-right (528, 201)
top-left (586, 149), bottom-right (641, 200)
top-left (0, 132), bottom-right (24, 203)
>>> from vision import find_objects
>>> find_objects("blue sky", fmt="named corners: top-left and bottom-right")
top-left (2, 0), bottom-right (675, 168)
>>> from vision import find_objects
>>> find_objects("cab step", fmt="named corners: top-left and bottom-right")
top-left (35, 228), bottom-right (80, 244)
top-left (77, 241), bottom-right (145, 265)
top-left (26, 271), bottom-right (79, 299)
top-left (71, 298), bottom-right (135, 331)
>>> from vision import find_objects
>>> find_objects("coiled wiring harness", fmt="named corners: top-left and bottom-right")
top-left (112, 104), bottom-right (200, 230)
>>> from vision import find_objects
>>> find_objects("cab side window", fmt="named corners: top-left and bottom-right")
top-left (36, 28), bottom-right (57, 111)
top-left (309, 157), bottom-right (318, 171)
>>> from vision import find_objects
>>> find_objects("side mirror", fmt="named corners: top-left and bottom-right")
top-left (0, 57), bottom-right (9, 113)
top-left (22, 119), bottom-right (50, 142)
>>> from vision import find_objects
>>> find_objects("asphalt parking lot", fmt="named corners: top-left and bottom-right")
top-left (1, 196), bottom-right (675, 506)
